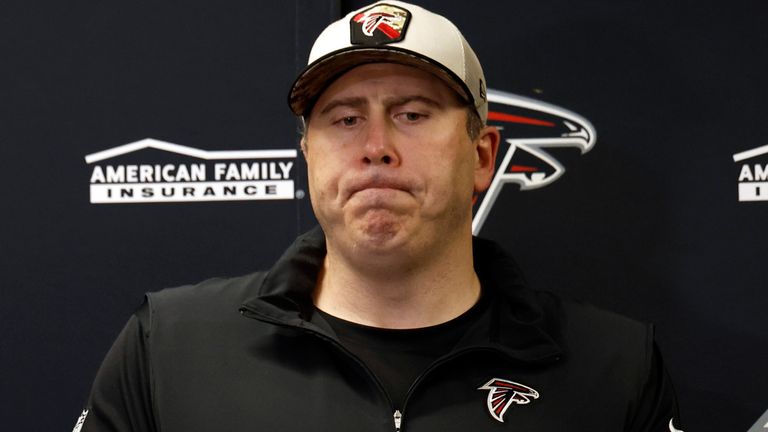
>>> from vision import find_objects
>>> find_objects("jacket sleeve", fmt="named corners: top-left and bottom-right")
top-left (625, 343), bottom-right (683, 432)
top-left (79, 304), bottom-right (157, 432)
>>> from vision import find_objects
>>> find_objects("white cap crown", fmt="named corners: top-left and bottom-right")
top-left (289, 1), bottom-right (488, 122)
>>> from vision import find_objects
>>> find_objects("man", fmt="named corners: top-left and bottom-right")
top-left (77, 1), bottom-right (682, 431)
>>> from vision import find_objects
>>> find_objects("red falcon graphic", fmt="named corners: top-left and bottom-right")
top-left (350, 4), bottom-right (410, 44)
top-left (472, 89), bottom-right (597, 235)
top-left (478, 378), bottom-right (540, 423)
top-left (353, 11), bottom-right (400, 38)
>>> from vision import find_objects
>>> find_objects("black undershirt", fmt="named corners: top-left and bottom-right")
top-left (316, 294), bottom-right (488, 410)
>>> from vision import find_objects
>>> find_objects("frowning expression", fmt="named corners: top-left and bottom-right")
top-left (303, 63), bottom-right (494, 256)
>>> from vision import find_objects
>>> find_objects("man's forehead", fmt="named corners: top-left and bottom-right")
top-left (317, 95), bottom-right (443, 116)
top-left (312, 62), bottom-right (464, 113)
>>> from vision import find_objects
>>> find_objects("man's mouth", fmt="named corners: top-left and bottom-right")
top-left (346, 176), bottom-right (412, 200)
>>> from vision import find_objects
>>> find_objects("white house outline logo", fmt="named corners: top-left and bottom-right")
top-left (472, 89), bottom-right (597, 235)
top-left (85, 138), bottom-right (298, 204)
top-left (84, 138), bottom-right (296, 163)
top-left (733, 143), bottom-right (768, 202)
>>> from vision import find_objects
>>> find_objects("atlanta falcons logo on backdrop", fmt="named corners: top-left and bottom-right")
top-left (478, 378), bottom-right (540, 423)
top-left (471, 89), bottom-right (597, 234)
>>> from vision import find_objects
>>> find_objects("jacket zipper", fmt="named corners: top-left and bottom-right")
top-left (396, 346), bottom-right (499, 432)
top-left (240, 306), bottom-right (401, 431)
top-left (241, 306), bottom-right (559, 432)
top-left (397, 346), bottom-right (560, 431)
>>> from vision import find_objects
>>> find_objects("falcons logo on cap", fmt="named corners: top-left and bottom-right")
top-left (472, 89), bottom-right (597, 235)
top-left (478, 378), bottom-right (540, 423)
top-left (355, 11), bottom-right (399, 38)
top-left (350, 4), bottom-right (410, 45)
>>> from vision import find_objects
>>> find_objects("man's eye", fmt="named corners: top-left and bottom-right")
top-left (340, 116), bottom-right (358, 126)
top-left (399, 112), bottom-right (425, 122)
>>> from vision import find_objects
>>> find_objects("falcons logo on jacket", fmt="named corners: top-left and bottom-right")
top-left (472, 89), bottom-right (597, 235)
top-left (478, 378), bottom-right (540, 423)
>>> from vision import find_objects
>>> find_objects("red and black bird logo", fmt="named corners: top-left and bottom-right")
top-left (350, 4), bottom-right (411, 45)
top-left (472, 89), bottom-right (597, 234)
top-left (478, 378), bottom-right (540, 423)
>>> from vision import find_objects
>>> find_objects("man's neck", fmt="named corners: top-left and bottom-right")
top-left (313, 233), bottom-right (480, 329)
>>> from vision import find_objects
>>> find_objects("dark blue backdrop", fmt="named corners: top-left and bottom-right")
top-left (1, 1), bottom-right (766, 431)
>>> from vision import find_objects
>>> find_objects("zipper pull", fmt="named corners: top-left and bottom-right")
top-left (393, 409), bottom-right (402, 432)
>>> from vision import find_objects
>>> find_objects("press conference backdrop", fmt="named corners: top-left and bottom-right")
top-left (1, 1), bottom-right (766, 431)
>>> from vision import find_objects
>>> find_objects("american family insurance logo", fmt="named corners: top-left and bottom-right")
top-left (472, 89), bottom-right (597, 234)
top-left (733, 144), bottom-right (768, 202)
top-left (85, 138), bottom-right (297, 204)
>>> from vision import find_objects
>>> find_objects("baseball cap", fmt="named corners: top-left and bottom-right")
top-left (288, 0), bottom-right (488, 123)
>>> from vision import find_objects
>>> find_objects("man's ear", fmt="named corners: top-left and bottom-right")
top-left (473, 125), bottom-right (500, 193)
top-left (300, 136), bottom-right (308, 159)
top-left (299, 117), bottom-right (310, 159)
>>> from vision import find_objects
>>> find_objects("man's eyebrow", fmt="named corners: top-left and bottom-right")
top-left (384, 95), bottom-right (442, 109)
top-left (318, 97), bottom-right (367, 115)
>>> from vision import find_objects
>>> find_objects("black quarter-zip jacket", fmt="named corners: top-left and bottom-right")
top-left (81, 227), bottom-right (680, 432)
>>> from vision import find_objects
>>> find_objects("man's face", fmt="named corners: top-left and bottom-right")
top-left (303, 62), bottom-right (497, 259)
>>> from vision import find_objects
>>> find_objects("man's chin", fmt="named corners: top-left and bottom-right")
top-left (357, 222), bottom-right (405, 248)
top-left (319, 210), bottom-right (424, 260)
top-left (346, 216), bottom-right (414, 253)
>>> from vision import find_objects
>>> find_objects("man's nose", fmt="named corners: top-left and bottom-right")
top-left (361, 117), bottom-right (400, 166)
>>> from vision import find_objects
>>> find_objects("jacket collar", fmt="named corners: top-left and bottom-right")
top-left (241, 226), bottom-right (563, 363)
